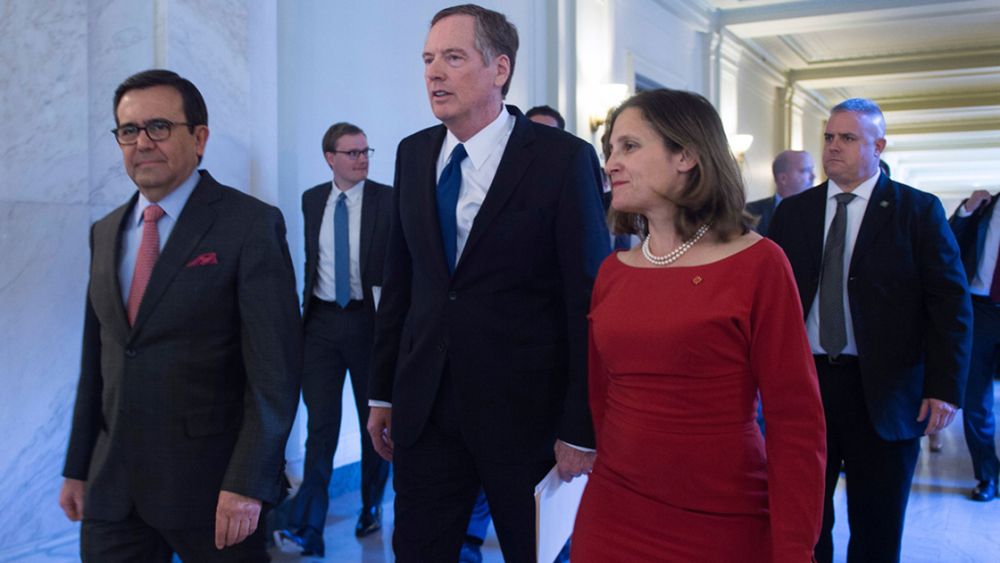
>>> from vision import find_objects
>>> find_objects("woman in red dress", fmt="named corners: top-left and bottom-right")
top-left (571, 89), bottom-right (826, 562)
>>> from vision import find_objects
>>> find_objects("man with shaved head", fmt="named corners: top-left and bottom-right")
top-left (769, 98), bottom-right (972, 563)
top-left (747, 150), bottom-right (815, 236)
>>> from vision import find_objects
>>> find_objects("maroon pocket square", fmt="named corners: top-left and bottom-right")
top-left (185, 253), bottom-right (218, 267)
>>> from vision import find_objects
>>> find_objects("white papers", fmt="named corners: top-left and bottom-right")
top-left (371, 285), bottom-right (381, 312)
top-left (535, 465), bottom-right (588, 563)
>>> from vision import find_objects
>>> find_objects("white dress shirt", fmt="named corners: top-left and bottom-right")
top-left (437, 105), bottom-right (516, 265)
top-left (805, 173), bottom-right (880, 356)
top-left (119, 169), bottom-right (200, 304)
top-left (956, 200), bottom-right (1000, 296)
top-left (314, 179), bottom-right (365, 302)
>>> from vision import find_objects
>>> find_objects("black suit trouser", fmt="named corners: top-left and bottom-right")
top-left (813, 357), bottom-right (920, 563)
top-left (80, 508), bottom-right (268, 563)
top-left (965, 297), bottom-right (1000, 483)
top-left (392, 366), bottom-right (553, 563)
top-left (290, 299), bottom-right (390, 537)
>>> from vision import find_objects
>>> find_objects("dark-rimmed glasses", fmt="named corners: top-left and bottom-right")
top-left (331, 148), bottom-right (375, 160)
top-left (112, 120), bottom-right (193, 145)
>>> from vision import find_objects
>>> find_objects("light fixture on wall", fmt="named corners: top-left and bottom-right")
top-left (589, 84), bottom-right (630, 133)
top-left (729, 134), bottom-right (754, 166)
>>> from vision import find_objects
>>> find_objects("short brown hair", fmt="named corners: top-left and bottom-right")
top-left (602, 89), bottom-right (754, 241)
top-left (322, 122), bottom-right (364, 155)
top-left (432, 4), bottom-right (518, 97)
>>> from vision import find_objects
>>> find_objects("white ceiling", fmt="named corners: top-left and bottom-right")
top-left (706, 0), bottom-right (1000, 204)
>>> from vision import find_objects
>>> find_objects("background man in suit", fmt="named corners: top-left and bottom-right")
top-left (949, 189), bottom-right (1000, 502)
top-left (58, 70), bottom-right (302, 562)
top-left (769, 98), bottom-right (972, 563)
top-left (275, 123), bottom-right (392, 557)
top-left (746, 149), bottom-right (815, 236)
top-left (526, 105), bottom-right (565, 130)
top-left (365, 5), bottom-right (608, 561)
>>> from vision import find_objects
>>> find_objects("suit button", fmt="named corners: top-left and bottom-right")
top-left (124, 348), bottom-right (136, 358)
top-left (437, 342), bottom-right (446, 352)
top-left (448, 291), bottom-right (457, 301)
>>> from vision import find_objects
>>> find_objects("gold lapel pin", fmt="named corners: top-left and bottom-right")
top-left (693, 276), bottom-right (702, 285)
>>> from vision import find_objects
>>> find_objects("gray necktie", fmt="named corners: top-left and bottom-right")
top-left (820, 192), bottom-right (857, 359)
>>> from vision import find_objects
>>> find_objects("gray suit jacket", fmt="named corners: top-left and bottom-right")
top-left (63, 170), bottom-right (303, 529)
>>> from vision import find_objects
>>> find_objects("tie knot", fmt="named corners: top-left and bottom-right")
top-left (143, 204), bottom-right (165, 224)
top-left (450, 143), bottom-right (468, 165)
top-left (337, 192), bottom-right (347, 204)
top-left (835, 193), bottom-right (856, 205)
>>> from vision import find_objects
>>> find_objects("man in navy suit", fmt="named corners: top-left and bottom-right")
top-left (365, 5), bottom-right (608, 562)
top-left (746, 150), bottom-right (814, 237)
top-left (950, 189), bottom-right (1000, 502)
top-left (275, 123), bottom-right (392, 557)
top-left (769, 98), bottom-right (972, 563)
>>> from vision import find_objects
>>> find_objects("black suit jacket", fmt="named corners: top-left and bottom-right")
top-left (746, 195), bottom-right (777, 237)
top-left (950, 193), bottom-right (1000, 283)
top-left (769, 174), bottom-right (972, 440)
top-left (301, 179), bottom-right (392, 321)
top-left (63, 171), bottom-right (303, 529)
top-left (369, 106), bottom-right (609, 463)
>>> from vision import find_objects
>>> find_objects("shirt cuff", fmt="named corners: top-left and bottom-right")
top-left (956, 204), bottom-right (973, 218)
top-left (561, 441), bottom-right (596, 453)
top-left (368, 400), bottom-right (392, 408)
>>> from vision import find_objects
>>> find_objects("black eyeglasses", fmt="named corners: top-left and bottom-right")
top-left (331, 148), bottom-right (375, 160)
top-left (112, 120), bottom-right (193, 145)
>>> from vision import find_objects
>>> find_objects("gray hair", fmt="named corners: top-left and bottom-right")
top-left (432, 4), bottom-right (519, 97)
top-left (830, 98), bottom-right (886, 138)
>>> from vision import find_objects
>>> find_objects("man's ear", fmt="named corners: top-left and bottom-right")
top-left (874, 137), bottom-right (886, 158)
top-left (493, 54), bottom-right (510, 90)
top-left (324, 152), bottom-right (337, 169)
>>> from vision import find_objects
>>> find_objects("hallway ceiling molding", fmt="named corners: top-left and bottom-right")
top-left (707, 0), bottom-right (1000, 195)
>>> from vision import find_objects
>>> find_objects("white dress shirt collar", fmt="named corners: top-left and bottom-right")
top-left (440, 105), bottom-right (510, 170)
top-left (826, 171), bottom-right (879, 205)
top-left (131, 168), bottom-right (200, 227)
top-left (331, 178), bottom-right (365, 203)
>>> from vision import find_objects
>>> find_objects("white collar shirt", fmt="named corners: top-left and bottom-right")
top-left (314, 179), bottom-right (365, 302)
top-left (436, 104), bottom-right (515, 265)
top-left (955, 199), bottom-right (1000, 296)
top-left (805, 173), bottom-right (880, 355)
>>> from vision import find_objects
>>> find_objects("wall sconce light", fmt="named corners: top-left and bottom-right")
top-left (729, 134), bottom-right (754, 165)
top-left (589, 84), bottom-right (630, 134)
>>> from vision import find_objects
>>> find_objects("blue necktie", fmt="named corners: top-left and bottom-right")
top-left (334, 192), bottom-right (351, 307)
top-left (437, 144), bottom-right (467, 274)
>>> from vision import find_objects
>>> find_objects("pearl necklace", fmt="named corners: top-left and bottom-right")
top-left (642, 222), bottom-right (713, 266)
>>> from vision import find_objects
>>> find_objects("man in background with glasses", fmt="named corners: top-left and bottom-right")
top-left (58, 69), bottom-right (302, 562)
top-left (275, 123), bottom-right (392, 557)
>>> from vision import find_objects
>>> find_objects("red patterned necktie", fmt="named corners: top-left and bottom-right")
top-left (126, 204), bottom-right (165, 326)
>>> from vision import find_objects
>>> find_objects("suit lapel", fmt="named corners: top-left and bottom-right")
top-left (359, 180), bottom-right (377, 276)
top-left (422, 126), bottom-right (450, 276)
top-left (459, 107), bottom-right (537, 270)
top-left (801, 184), bottom-right (828, 273)
top-left (309, 183), bottom-right (332, 261)
top-left (850, 174), bottom-right (895, 271)
top-left (129, 173), bottom-right (220, 338)
top-left (97, 197), bottom-right (137, 343)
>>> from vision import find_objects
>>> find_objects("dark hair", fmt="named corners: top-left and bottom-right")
top-left (432, 4), bottom-right (518, 97)
top-left (113, 69), bottom-right (207, 130)
top-left (602, 89), bottom-right (754, 241)
top-left (322, 122), bottom-right (365, 155)
top-left (526, 105), bottom-right (565, 130)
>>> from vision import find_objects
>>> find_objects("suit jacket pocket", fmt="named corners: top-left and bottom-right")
top-left (512, 343), bottom-right (567, 372)
top-left (184, 403), bottom-right (243, 438)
